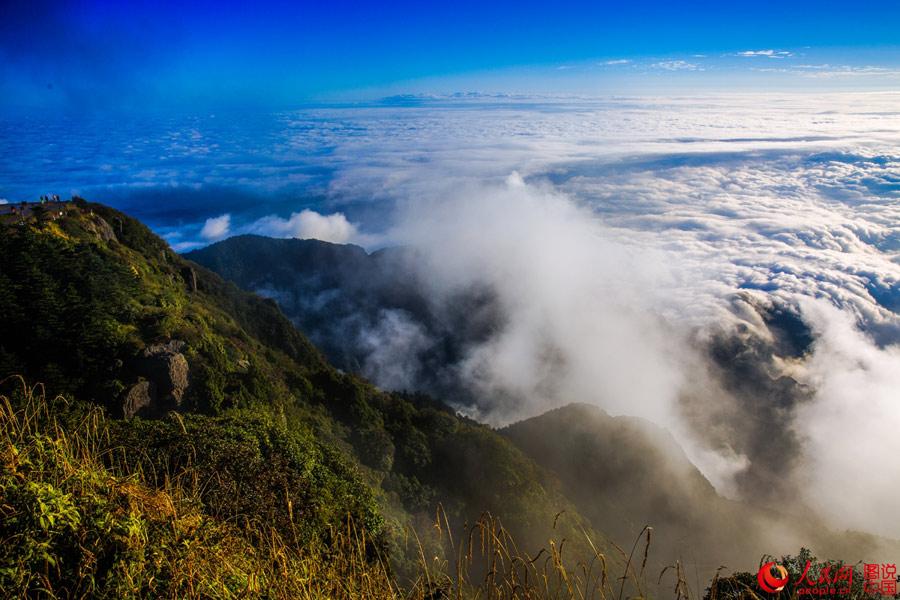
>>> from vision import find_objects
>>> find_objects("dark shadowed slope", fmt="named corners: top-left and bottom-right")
top-left (501, 403), bottom-right (900, 575)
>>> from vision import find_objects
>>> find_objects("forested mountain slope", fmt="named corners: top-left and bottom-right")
top-left (0, 199), bottom-right (600, 595)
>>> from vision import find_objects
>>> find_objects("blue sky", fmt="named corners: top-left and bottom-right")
top-left (2, 0), bottom-right (899, 111)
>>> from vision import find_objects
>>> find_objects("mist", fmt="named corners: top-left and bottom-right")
top-left (323, 169), bottom-right (900, 544)
top-left (793, 299), bottom-right (900, 536)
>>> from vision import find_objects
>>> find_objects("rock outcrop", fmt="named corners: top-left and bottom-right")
top-left (85, 214), bottom-right (118, 243)
top-left (121, 380), bottom-right (153, 419)
top-left (121, 340), bottom-right (189, 418)
top-left (181, 266), bottom-right (198, 293)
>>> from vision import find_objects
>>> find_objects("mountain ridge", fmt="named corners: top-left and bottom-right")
top-left (187, 230), bottom-right (900, 572)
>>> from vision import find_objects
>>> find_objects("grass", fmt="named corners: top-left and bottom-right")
top-left (0, 377), bottom-right (700, 599)
top-left (406, 513), bottom-right (680, 600)
top-left (7, 377), bottom-right (873, 600)
top-left (0, 378), bottom-right (397, 599)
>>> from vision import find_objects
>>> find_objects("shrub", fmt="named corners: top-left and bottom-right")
top-left (0, 381), bottom-right (396, 599)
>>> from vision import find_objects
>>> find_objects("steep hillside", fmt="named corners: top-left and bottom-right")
top-left (186, 236), bottom-right (482, 397)
top-left (0, 201), bottom-right (327, 417)
top-left (502, 403), bottom-right (900, 576)
top-left (0, 199), bottom-right (603, 593)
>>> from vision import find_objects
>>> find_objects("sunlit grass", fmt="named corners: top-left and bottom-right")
top-left (0, 377), bottom-right (698, 599)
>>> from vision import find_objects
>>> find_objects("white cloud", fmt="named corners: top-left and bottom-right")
top-left (793, 299), bottom-right (900, 536)
top-left (195, 208), bottom-right (365, 246)
top-left (505, 170), bottom-right (526, 187)
top-left (801, 65), bottom-right (900, 78)
top-left (651, 60), bottom-right (700, 71)
top-left (200, 213), bottom-right (231, 240)
top-left (737, 49), bottom-right (794, 58)
top-left (753, 64), bottom-right (900, 79)
top-left (359, 309), bottom-right (432, 390)
top-left (389, 173), bottom-right (687, 424)
top-left (170, 240), bottom-right (205, 252)
top-left (599, 59), bottom-right (631, 65)
top-left (248, 209), bottom-right (359, 244)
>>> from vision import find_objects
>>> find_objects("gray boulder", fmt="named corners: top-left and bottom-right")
top-left (121, 340), bottom-right (189, 418)
top-left (122, 380), bottom-right (153, 419)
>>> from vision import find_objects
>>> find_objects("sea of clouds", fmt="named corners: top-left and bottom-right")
top-left (2, 93), bottom-right (898, 536)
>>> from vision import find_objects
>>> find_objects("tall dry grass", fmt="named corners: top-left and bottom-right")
top-left (406, 508), bottom-right (695, 600)
top-left (0, 377), bottom-right (694, 599)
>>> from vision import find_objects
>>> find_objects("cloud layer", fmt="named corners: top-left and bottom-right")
top-left (2, 93), bottom-right (899, 539)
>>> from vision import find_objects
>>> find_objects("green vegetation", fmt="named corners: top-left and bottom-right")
top-left (0, 382), bottom-right (679, 599)
top-left (0, 380), bottom-right (398, 598)
top-left (2, 200), bottom-right (891, 598)
top-left (0, 199), bottom-right (324, 414)
top-left (0, 200), bottom-right (604, 596)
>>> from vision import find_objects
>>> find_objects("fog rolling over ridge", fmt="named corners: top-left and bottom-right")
top-left (182, 94), bottom-right (900, 547)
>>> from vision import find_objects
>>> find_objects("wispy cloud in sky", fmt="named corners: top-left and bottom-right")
top-left (247, 210), bottom-right (360, 244)
top-left (736, 49), bottom-right (794, 58)
top-left (650, 60), bottom-right (701, 71)
top-left (183, 209), bottom-right (364, 251)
